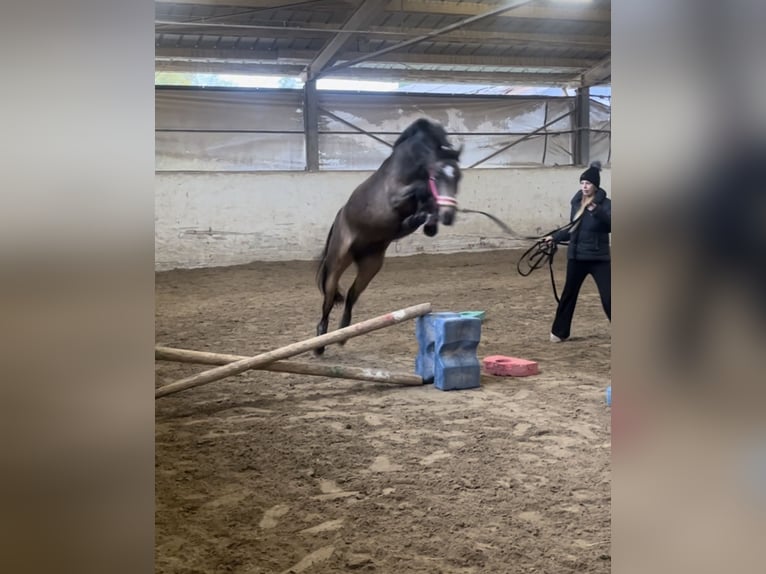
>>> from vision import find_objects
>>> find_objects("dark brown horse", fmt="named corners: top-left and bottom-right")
top-left (314, 118), bottom-right (463, 355)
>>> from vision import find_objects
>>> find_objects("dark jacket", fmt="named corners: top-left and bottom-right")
top-left (552, 187), bottom-right (611, 261)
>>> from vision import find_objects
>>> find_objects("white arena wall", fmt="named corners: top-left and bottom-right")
top-left (155, 167), bottom-right (611, 271)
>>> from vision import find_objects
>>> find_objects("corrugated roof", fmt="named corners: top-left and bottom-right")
top-left (155, 0), bottom-right (611, 87)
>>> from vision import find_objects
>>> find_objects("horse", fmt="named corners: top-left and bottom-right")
top-left (314, 118), bottom-right (463, 355)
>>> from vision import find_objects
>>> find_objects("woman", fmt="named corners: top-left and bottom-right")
top-left (544, 161), bottom-right (611, 342)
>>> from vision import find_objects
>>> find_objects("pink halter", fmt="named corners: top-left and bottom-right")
top-left (428, 172), bottom-right (458, 208)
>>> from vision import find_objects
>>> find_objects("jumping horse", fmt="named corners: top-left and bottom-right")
top-left (314, 118), bottom-right (463, 355)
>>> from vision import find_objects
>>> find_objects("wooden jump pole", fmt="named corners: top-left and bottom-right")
top-left (155, 346), bottom-right (423, 386)
top-left (155, 302), bottom-right (432, 398)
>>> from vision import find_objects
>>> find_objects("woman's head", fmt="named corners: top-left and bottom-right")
top-left (580, 180), bottom-right (597, 196)
top-left (579, 161), bottom-right (602, 193)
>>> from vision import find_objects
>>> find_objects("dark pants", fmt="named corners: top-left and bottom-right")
top-left (551, 259), bottom-right (611, 340)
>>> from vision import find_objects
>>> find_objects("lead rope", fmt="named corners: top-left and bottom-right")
top-left (457, 208), bottom-right (584, 304)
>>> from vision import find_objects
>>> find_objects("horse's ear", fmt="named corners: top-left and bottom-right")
top-left (439, 144), bottom-right (462, 161)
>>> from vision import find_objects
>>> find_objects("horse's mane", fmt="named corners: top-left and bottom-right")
top-left (390, 118), bottom-right (461, 181)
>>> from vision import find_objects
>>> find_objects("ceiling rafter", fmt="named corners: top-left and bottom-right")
top-left (156, 21), bottom-right (608, 51)
top-left (383, 0), bottom-right (611, 22)
top-left (307, 0), bottom-right (383, 79)
top-left (155, 0), bottom-right (354, 9)
top-left (155, 59), bottom-right (578, 85)
top-left (156, 47), bottom-right (594, 70)
top-left (316, 0), bottom-right (536, 78)
top-left (155, 0), bottom-right (610, 22)
top-left (575, 55), bottom-right (611, 87)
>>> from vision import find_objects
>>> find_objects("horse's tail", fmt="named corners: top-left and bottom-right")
top-left (316, 220), bottom-right (345, 305)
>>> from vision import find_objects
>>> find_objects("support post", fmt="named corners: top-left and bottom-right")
top-left (574, 86), bottom-right (590, 166)
top-left (304, 78), bottom-right (319, 171)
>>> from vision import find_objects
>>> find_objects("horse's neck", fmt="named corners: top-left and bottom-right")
top-left (391, 152), bottom-right (430, 185)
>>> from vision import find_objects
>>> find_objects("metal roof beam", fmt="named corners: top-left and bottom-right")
top-left (155, 0), bottom-right (351, 8)
top-left (155, 60), bottom-right (306, 76)
top-left (326, 68), bottom-right (577, 85)
top-left (316, 0), bottom-right (536, 78)
top-left (575, 55), bottom-right (610, 87)
top-left (154, 22), bottom-right (350, 37)
top-left (154, 0), bottom-right (610, 22)
top-left (307, 0), bottom-right (382, 79)
top-left (384, 0), bottom-right (611, 22)
top-left (366, 28), bottom-right (610, 50)
top-left (156, 47), bottom-right (593, 69)
top-left (155, 59), bottom-right (577, 85)
top-left (154, 21), bottom-right (609, 50)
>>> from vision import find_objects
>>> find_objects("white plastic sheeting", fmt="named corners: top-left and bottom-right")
top-left (155, 88), bottom-right (610, 171)
top-left (155, 89), bottom-right (305, 171)
top-left (317, 93), bottom-right (576, 169)
top-left (589, 98), bottom-right (612, 164)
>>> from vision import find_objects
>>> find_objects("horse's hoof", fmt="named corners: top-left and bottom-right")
top-left (314, 346), bottom-right (325, 356)
top-left (424, 224), bottom-right (438, 237)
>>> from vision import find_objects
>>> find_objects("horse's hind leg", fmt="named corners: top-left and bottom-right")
top-left (338, 250), bottom-right (385, 341)
top-left (315, 250), bottom-right (353, 356)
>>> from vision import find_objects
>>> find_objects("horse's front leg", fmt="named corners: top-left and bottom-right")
top-left (400, 186), bottom-right (440, 238)
top-left (396, 210), bottom-right (429, 238)
top-left (423, 211), bottom-right (439, 237)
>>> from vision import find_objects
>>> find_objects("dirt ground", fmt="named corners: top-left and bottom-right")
top-left (155, 249), bottom-right (611, 574)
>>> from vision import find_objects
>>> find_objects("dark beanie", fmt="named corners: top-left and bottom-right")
top-left (579, 160), bottom-right (602, 187)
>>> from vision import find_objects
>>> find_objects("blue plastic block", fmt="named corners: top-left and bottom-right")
top-left (415, 312), bottom-right (460, 383)
top-left (415, 313), bottom-right (482, 390)
top-left (433, 316), bottom-right (482, 391)
top-left (605, 385), bottom-right (611, 406)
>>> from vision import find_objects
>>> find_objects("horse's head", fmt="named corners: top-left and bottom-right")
top-left (428, 155), bottom-right (462, 226)
top-left (394, 118), bottom-right (464, 225)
